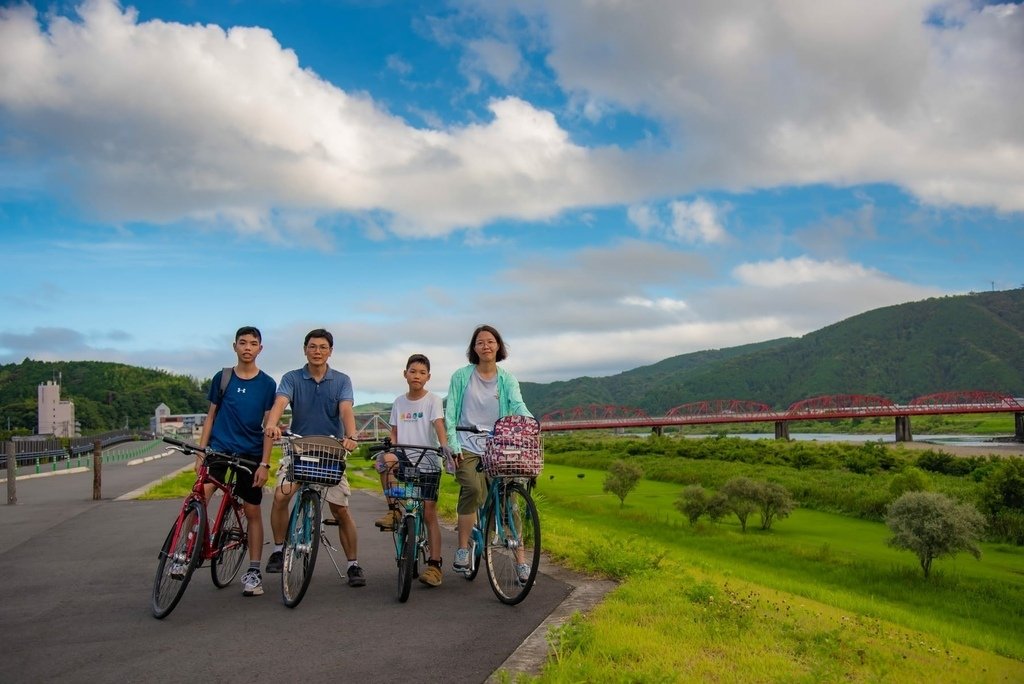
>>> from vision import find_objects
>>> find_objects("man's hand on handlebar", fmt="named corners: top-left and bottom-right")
top-left (264, 425), bottom-right (282, 441)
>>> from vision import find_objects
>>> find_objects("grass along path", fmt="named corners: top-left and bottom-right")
top-left (526, 463), bottom-right (1024, 682)
top-left (344, 459), bottom-right (1024, 681)
top-left (145, 455), bottom-right (1024, 681)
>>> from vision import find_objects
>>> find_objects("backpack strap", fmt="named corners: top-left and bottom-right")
top-left (218, 367), bottom-right (234, 403)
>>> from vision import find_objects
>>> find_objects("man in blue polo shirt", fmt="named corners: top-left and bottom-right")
top-left (263, 328), bottom-right (365, 587)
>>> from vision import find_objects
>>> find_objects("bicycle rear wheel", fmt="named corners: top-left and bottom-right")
top-left (211, 502), bottom-right (248, 588)
top-left (396, 516), bottom-right (416, 602)
top-left (152, 499), bottom-right (207, 618)
top-left (282, 489), bottom-right (321, 608)
top-left (484, 481), bottom-right (540, 605)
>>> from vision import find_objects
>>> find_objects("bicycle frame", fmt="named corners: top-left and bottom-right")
top-left (467, 476), bottom-right (516, 573)
top-left (193, 466), bottom-right (241, 561)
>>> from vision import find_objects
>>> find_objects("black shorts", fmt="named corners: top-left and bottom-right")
top-left (209, 460), bottom-right (263, 506)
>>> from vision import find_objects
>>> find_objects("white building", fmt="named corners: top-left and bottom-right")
top-left (151, 403), bottom-right (207, 439)
top-left (37, 380), bottom-right (78, 437)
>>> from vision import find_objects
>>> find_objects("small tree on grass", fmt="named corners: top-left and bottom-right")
top-left (756, 481), bottom-right (795, 530)
top-left (885, 491), bottom-right (986, 578)
top-left (675, 485), bottom-right (710, 525)
top-left (720, 477), bottom-right (761, 532)
top-left (706, 491), bottom-right (731, 523)
top-left (603, 459), bottom-right (644, 508)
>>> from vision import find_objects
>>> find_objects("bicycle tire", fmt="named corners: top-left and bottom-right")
top-left (152, 499), bottom-right (207, 618)
top-left (211, 502), bottom-right (248, 588)
top-left (484, 481), bottom-right (541, 605)
top-left (282, 489), bottom-right (321, 608)
top-left (396, 516), bottom-right (416, 602)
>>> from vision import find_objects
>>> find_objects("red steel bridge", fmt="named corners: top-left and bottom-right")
top-left (536, 391), bottom-right (1024, 442)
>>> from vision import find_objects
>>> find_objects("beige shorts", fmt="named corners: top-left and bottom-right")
top-left (276, 456), bottom-right (351, 508)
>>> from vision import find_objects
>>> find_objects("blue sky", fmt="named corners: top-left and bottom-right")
top-left (1, 0), bottom-right (1022, 405)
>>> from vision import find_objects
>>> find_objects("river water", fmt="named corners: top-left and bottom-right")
top-left (690, 433), bottom-right (1010, 448)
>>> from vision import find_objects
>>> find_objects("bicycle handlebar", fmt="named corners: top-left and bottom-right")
top-left (367, 440), bottom-right (445, 456)
top-left (161, 436), bottom-right (260, 474)
top-left (456, 425), bottom-right (491, 435)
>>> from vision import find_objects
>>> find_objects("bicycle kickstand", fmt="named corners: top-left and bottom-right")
top-left (319, 519), bottom-right (347, 581)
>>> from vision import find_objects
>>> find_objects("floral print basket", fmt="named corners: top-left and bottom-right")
top-left (481, 415), bottom-right (544, 478)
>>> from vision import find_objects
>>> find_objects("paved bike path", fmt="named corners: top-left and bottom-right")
top-left (0, 449), bottom-right (605, 683)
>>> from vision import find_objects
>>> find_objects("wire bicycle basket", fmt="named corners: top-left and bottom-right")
top-left (285, 436), bottom-right (347, 486)
top-left (389, 447), bottom-right (442, 501)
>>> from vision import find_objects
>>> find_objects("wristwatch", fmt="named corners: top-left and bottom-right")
top-left (260, 463), bottom-right (270, 469)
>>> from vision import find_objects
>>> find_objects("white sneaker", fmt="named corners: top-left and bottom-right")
top-left (453, 547), bottom-right (471, 576)
top-left (169, 562), bottom-right (186, 580)
top-left (241, 568), bottom-right (264, 596)
top-left (516, 563), bottom-right (531, 584)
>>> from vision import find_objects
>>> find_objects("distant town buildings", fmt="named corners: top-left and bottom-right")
top-left (150, 403), bottom-right (207, 439)
top-left (37, 379), bottom-right (78, 437)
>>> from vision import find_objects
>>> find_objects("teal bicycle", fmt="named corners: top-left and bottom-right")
top-left (279, 433), bottom-right (349, 608)
top-left (457, 416), bottom-right (543, 605)
top-left (368, 440), bottom-right (443, 602)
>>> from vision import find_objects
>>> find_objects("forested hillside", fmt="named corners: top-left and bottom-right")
top-left (4, 290), bottom-right (1022, 432)
top-left (521, 289), bottom-right (1024, 416)
top-left (0, 359), bottom-right (208, 434)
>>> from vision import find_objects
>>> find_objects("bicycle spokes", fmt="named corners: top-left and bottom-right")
top-left (484, 482), bottom-right (540, 605)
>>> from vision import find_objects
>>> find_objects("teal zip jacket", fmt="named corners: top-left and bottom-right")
top-left (445, 364), bottom-right (532, 454)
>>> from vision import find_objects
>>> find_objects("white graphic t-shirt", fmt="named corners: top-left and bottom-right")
top-left (389, 392), bottom-right (444, 470)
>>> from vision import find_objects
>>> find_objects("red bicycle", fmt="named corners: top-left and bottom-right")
top-left (151, 436), bottom-right (258, 619)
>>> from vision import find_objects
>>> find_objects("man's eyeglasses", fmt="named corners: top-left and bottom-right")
top-left (306, 344), bottom-right (331, 352)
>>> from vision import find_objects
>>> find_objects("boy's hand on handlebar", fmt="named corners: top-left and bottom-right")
top-left (253, 464), bottom-right (270, 488)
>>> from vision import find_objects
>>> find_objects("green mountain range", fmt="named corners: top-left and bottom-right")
top-left (519, 289), bottom-right (1024, 417)
top-left (3, 289), bottom-right (1022, 433)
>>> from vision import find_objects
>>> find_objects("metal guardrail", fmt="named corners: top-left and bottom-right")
top-left (1, 430), bottom-right (139, 469)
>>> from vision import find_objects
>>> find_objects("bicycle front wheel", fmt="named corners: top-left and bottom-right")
top-left (282, 489), bottom-right (321, 608)
top-left (152, 499), bottom-right (207, 618)
top-left (211, 502), bottom-right (248, 588)
top-left (394, 515), bottom-right (417, 602)
top-left (484, 481), bottom-right (540, 605)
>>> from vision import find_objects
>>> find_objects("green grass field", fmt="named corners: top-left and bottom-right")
top-left (523, 463), bottom-right (1024, 682)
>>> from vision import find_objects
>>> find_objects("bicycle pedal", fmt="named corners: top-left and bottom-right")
top-left (322, 518), bottom-right (339, 526)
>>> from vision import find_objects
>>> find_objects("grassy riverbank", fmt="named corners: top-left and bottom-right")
top-left (145, 439), bottom-right (1024, 682)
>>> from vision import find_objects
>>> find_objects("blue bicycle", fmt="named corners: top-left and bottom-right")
top-left (279, 433), bottom-right (349, 608)
top-left (457, 416), bottom-right (543, 605)
top-left (368, 440), bottom-right (443, 602)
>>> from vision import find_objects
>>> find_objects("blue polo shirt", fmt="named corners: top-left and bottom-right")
top-left (276, 365), bottom-right (354, 438)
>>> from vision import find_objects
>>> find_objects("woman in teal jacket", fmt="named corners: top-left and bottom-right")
top-left (445, 324), bottom-right (532, 575)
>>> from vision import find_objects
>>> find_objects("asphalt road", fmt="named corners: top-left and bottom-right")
top-left (0, 444), bottom-right (601, 683)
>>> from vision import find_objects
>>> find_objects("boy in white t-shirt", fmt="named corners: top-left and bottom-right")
top-left (374, 353), bottom-right (451, 587)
